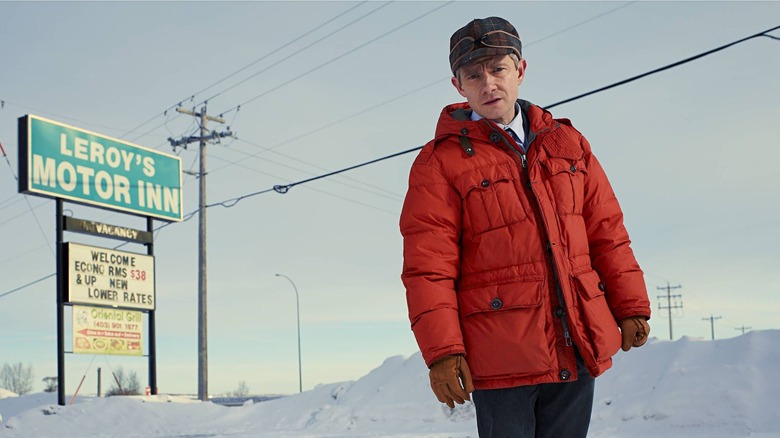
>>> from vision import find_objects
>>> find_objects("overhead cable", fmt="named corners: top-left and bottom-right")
top-left (217, 1), bottom-right (454, 117)
top-left (545, 24), bottom-right (780, 109)
top-left (208, 145), bottom-right (422, 209)
top-left (204, 24), bottom-right (780, 210)
top-left (198, 1), bottom-right (391, 110)
top-left (3, 23), bottom-right (778, 300)
top-left (120, 2), bottom-right (376, 142)
top-left (0, 140), bottom-right (54, 255)
top-left (0, 273), bottom-right (55, 299)
top-left (219, 138), bottom-right (403, 200)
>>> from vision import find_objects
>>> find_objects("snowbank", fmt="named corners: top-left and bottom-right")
top-left (0, 330), bottom-right (777, 437)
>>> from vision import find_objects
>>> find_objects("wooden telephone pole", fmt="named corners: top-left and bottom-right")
top-left (169, 105), bottom-right (232, 401)
top-left (657, 282), bottom-right (683, 340)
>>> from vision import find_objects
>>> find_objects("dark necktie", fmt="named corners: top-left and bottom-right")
top-left (504, 127), bottom-right (525, 152)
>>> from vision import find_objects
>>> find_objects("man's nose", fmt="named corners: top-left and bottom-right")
top-left (481, 74), bottom-right (497, 93)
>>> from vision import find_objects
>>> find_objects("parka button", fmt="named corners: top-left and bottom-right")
top-left (481, 179), bottom-right (490, 188)
top-left (461, 128), bottom-right (469, 135)
top-left (560, 369), bottom-right (571, 381)
top-left (570, 165), bottom-right (577, 173)
top-left (490, 298), bottom-right (503, 310)
top-left (489, 132), bottom-right (501, 143)
top-left (554, 307), bottom-right (564, 318)
top-left (598, 282), bottom-right (605, 292)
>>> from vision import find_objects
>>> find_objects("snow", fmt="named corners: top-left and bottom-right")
top-left (1, 330), bottom-right (778, 438)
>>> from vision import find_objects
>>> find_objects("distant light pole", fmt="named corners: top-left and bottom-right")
top-left (275, 273), bottom-right (302, 393)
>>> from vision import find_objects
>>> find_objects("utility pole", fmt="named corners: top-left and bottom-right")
top-left (702, 315), bottom-right (722, 340)
top-left (735, 325), bottom-right (751, 335)
top-left (656, 282), bottom-right (683, 340)
top-left (168, 105), bottom-right (232, 401)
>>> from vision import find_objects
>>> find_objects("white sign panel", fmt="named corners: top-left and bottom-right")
top-left (66, 242), bottom-right (155, 310)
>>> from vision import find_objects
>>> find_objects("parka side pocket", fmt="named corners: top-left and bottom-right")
top-left (458, 280), bottom-right (552, 378)
top-left (571, 270), bottom-right (621, 362)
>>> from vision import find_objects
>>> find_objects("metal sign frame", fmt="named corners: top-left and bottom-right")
top-left (55, 204), bottom-right (158, 406)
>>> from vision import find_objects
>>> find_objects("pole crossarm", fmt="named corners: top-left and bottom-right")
top-left (168, 132), bottom-right (233, 149)
top-left (702, 315), bottom-right (723, 340)
top-left (175, 106), bottom-right (226, 124)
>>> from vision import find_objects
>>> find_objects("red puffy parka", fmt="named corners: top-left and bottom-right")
top-left (400, 100), bottom-right (651, 389)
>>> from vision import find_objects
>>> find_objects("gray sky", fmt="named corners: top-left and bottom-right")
top-left (1, 1), bottom-right (778, 395)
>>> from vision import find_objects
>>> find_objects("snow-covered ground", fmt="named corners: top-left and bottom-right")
top-left (1, 330), bottom-right (778, 438)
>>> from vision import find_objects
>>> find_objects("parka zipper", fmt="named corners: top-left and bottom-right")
top-left (499, 125), bottom-right (574, 348)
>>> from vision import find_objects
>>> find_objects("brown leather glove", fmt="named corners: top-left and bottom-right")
top-left (619, 316), bottom-right (650, 351)
top-left (429, 355), bottom-right (474, 408)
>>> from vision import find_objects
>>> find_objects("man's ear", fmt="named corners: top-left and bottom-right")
top-left (517, 58), bottom-right (527, 84)
top-left (451, 76), bottom-right (467, 98)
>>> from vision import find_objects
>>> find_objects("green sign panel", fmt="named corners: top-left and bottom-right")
top-left (18, 114), bottom-right (183, 222)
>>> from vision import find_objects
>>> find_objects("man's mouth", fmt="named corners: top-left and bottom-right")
top-left (484, 97), bottom-right (501, 106)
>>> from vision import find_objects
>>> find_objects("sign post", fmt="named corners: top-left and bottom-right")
top-left (56, 200), bottom-right (65, 406)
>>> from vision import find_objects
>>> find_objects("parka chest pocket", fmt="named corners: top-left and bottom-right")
top-left (453, 165), bottom-right (527, 236)
top-left (540, 157), bottom-right (588, 215)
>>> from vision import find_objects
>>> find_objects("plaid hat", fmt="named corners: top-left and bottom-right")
top-left (449, 17), bottom-right (522, 75)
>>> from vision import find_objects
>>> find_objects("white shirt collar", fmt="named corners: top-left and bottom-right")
top-left (469, 101), bottom-right (525, 144)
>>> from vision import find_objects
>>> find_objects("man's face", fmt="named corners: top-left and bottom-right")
top-left (451, 55), bottom-right (526, 125)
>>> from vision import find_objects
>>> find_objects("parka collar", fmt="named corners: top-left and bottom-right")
top-left (436, 99), bottom-right (555, 140)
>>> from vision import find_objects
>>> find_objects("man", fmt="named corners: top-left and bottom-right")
top-left (400, 17), bottom-right (651, 437)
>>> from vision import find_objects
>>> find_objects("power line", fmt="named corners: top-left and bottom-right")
top-left (0, 0), bottom-right (636, 174)
top-left (0, 101), bottom-right (128, 135)
top-left (530, 1), bottom-right (636, 46)
top-left (0, 244), bottom-right (50, 270)
top-left (197, 2), bottom-right (391, 111)
top-left (190, 2), bottom-right (371, 107)
top-left (214, 138), bottom-right (403, 201)
top-left (207, 145), bottom-right (421, 209)
top-left (210, 77), bottom-right (444, 170)
top-left (110, 1), bottom-right (634, 157)
top-left (212, 23), bottom-right (780, 209)
top-left (3, 23), bottom-right (778, 300)
top-left (119, 2), bottom-right (378, 143)
top-left (204, 3), bottom-right (638, 195)
top-left (217, 1), bottom-right (454, 117)
top-left (0, 273), bottom-right (55, 299)
top-left (201, 1), bottom-right (647, 181)
top-left (1, 141), bottom-right (54, 256)
top-left (545, 24), bottom-right (780, 110)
